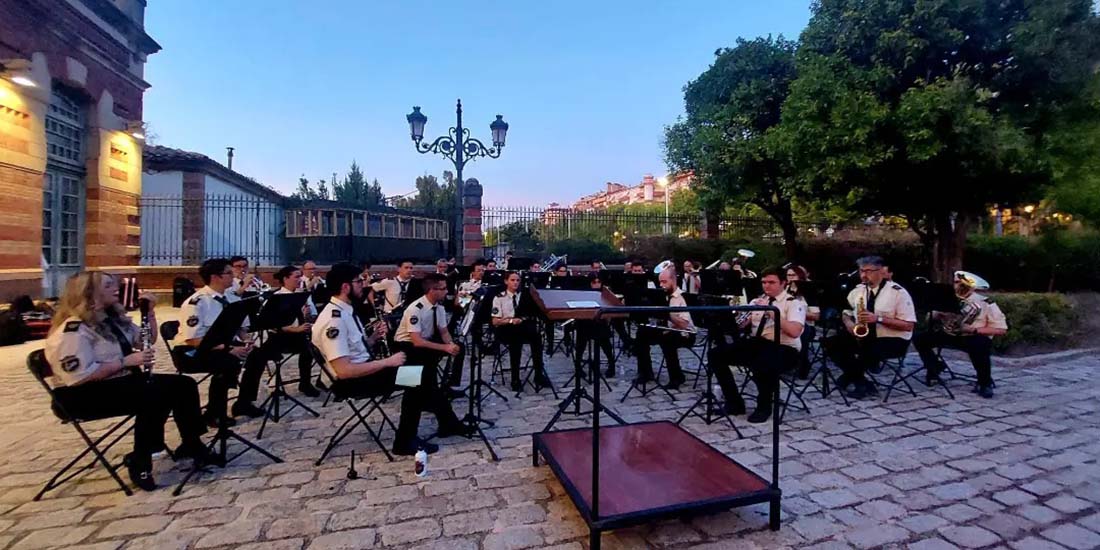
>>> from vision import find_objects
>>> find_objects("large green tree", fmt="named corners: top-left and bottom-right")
top-left (332, 161), bottom-right (385, 209)
top-left (777, 0), bottom-right (1100, 281)
top-left (396, 171), bottom-right (458, 218)
top-left (665, 36), bottom-right (802, 257)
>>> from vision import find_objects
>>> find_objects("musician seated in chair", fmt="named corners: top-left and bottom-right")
top-left (178, 258), bottom-right (264, 426)
top-left (45, 272), bottom-right (214, 491)
top-left (313, 263), bottom-right (468, 456)
top-left (449, 260), bottom-right (487, 388)
top-left (240, 265), bottom-right (320, 401)
top-left (679, 260), bottom-right (702, 294)
top-left (492, 271), bottom-right (550, 392)
top-left (573, 272), bottom-right (616, 378)
top-left (785, 264), bottom-right (818, 379)
top-left (229, 255), bottom-right (265, 297)
top-left (394, 274), bottom-right (465, 400)
top-left (914, 271), bottom-right (1007, 398)
top-left (823, 256), bottom-right (917, 400)
top-left (633, 267), bottom-right (695, 389)
top-left (371, 259), bottom-right (415, 314)
top-left (709, 268), bottom-right (806, 423)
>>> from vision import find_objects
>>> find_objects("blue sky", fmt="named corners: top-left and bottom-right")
top-left (143, 1), bottom-right (812, 205)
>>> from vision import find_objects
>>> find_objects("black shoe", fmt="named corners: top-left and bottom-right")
top-left (665, 376), bottom-right (687, 390)
top-left (203, 413), bottom-right (235, 429)
top-left (511, 381), bottom-right (523, 392)
top-left (174, 441), bottom-right (223, 467)
top-left (436, 423), bottom-right (474, 438)
top-left (392, 438), bottom-right (439, 456)
top-left (978, 385), bottom-right (994, 398)
top-left (605, 365), bottom-right (616, 378)
top-left (298, 383), bottom-right (321, 398)
top-left (796, 367), bottom-right (810, 380)
top-left (444, 387), bottom-right (466, 400)
top-left (863, 382), bottom-right (879, 397)
top-left (747, 407), bottom-right (772, 424)
top-left (633, 375), bottom-right (655, 386)
top-left (124, 453), bottom-right (156, 492)
top-left (231, 402), bottom-right (266, 419)
top-left (845, 384), bottom-right (867, 400)
top-left (725, 399), bottom-right (746, 416)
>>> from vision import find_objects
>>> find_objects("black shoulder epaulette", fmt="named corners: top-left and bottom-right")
top-left (414, 302), bottom-right (424, 309)
top-left (497, 292), bottom-right (505, 298)
top-left (331, 309), bottom-right (341, 318)
top-left (787, 296), bottom-right (797, 301)
top-left (891, 283), bottom-right (902, 290)
top-left (188, 295), bottom-right (202, 305)
top-left (64, 320), bottom-right (81, 333)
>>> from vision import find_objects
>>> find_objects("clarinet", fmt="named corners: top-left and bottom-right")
top-left (138, 297), bottom-right (154, 381)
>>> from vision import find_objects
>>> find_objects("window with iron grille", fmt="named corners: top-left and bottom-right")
top-left (43, 88), bottom-right (85, 268)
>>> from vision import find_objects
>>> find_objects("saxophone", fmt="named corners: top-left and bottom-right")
top-left (852, 294), bottom-right (870, 338)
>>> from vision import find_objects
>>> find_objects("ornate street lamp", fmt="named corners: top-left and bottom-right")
top-left (406, 100), bottom-right (509, 260)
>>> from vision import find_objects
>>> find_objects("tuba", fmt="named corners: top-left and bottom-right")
top-left (852, 294), bottom-right (870, 338)
top-left (653, 259), bottom-right (674, 275)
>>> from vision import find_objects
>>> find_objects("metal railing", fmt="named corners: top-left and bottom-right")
top-left (140, 195), bottom-right (285, 266)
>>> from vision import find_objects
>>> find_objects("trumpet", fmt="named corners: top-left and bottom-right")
top-left (735, 293), bottom-right (768, 327)
top-left (852, 294), bottom-right (870, 338)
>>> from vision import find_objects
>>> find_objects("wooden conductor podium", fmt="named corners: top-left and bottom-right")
top-left (527, 287), bottom-right (625, 321)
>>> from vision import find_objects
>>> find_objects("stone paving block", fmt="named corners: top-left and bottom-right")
top-left (1040, 524), bottom-right (1100, 550)
top-left (939, 524), bottom-right (1003, 547)
top-left (911, 538), bottom-right (964, 550)
top-left (378, 518), bottom-right (442, 546)
top-left (1045, 495), bottom-right (1092, 514)
top-left (844, 523), bottom-right (909, 548)
top-left (9, 525), bottom-right (97, 550)
top-left (1009, 536), bottom-right (1070, 550)
top-left (94, 515), bottom-right (171, 539)
top-left (481, 526), bottom-right (544, 550)
top-left (306, 528), bottom-right (377, 550)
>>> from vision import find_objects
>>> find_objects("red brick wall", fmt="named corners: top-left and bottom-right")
top-left (85, 186), bottom-right (140, 267)
top-left (0, 164), bottom-right (44, 269)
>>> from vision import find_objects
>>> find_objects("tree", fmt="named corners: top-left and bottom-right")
top-left (1044, 75), bottom-right (1100, 225)
top-left (665, 36), bottom-right (802, 258)
top-left (777, 0), bottom-right (1100, 281)
top-left (400, 172), bottom-right (458, 218)
top-left (332, 161), bottom-right (384, 209)
top-left (291, 175), bottom-right (330, 201)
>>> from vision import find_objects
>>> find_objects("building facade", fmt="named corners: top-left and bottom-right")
top-left (571, 172), bottom-right (693, 211)
top-left (0, 0), bottom-right (159, 299)
top-left (141, 145), bottom-right (286, 266)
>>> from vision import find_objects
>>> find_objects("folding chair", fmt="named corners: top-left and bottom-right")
top-left (311, 345), bottom-right (397, 466)
top-left (27, 350), bottom-right (135, 500)
top-left (161, 321), bottom-right (211, 386)
top-left (868, 347), bottom-right (919, 403)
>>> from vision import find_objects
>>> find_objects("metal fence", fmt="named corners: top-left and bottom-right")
top-left (481, 205), bottom-right (785, 255)
top-left (140, 195), bottom-right (285, 266)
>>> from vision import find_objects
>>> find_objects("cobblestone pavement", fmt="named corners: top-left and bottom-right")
top-left (0, 308), bottom-right (1097, 550)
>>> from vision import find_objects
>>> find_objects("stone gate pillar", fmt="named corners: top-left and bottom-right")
top-left (462, 178), bottom-right (484, 265)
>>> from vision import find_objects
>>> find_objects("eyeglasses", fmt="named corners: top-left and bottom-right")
top-left (352, 278), bottom-right (366, 284)
top-left (859, 267), bottom-right (881, 274)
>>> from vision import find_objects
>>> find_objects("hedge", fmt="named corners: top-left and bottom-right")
top-left (986, 292), bottom-right (1079, 354)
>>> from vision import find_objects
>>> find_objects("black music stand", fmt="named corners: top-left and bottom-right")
top-left (618, 288), bottom-right (677, 402)
top-left (700, 270), bottom-right (744, 298)
top-left (176, 297), bottom-right (282, 496)
top-left (482, 271), bottom-right (505, 287)
top-left (454, 290), bottom-right (503, 460)
top-left (508, 257), bottom-right (535, 271)
top-left (676, 303), bottom-right (743, 437)
top-left (523, 271), bottom-right (551, 289)
top-left (253, 292), bottom-right (319, 439)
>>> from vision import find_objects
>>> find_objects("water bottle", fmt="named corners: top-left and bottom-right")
top-left (414, 449), bottom-right (428, 477)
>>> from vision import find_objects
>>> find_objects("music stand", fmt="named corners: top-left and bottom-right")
top-left (252, 292), bottom-right (319, 439)
top-left (508, 257), bottom-right (535, 271)
top-left (482, 271), bottom-right (505, 287)
top-left (455, 291), bottom-right (504, 460)
top-left (523, 271), bottom-right (551, 289)
top-left (550, 275), bottom-right (591, 291)
top-left (533, 288), bottom-right (628, 433)
top-left (176, 297), bottom-right (282, 496)
top-left (676, 296), bottom-right (744, 437)
top-left (700, 270), bottom-right (743, 298)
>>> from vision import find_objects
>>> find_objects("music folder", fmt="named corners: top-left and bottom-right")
top-left (197, 297), bottom-right (262, 355)
top-left (252, 292), bottom-right (311, 332)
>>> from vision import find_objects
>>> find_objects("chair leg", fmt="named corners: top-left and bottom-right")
top-left (37, 418), bottom-right (134, 500)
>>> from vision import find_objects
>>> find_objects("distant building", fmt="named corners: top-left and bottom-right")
top-left (0, 0), bottom-right (160, 298)
top-left (141, 145), bottom-right (286, 266)
top-left (571, 172), bottom-right (693, 211)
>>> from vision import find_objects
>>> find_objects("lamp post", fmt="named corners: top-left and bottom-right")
top-left (406, 100), bottom-right (509, 261)
top-left (658, 176), bottom-right (670, 235)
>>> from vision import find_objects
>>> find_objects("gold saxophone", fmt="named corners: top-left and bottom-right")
top-left (852, 294), bottom-right (870, 338)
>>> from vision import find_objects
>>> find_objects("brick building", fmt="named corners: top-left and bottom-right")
top-left (0, 0), bottom-right (159, 299)
top-left (571, 172), bottom-right (693, 211)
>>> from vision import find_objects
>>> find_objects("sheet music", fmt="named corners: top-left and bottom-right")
top-left (395, 366), bottom-right (423, 388)
top-left (566, 300), bottom-right (600, 309)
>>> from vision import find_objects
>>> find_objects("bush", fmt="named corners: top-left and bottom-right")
top-left (545, 239), bottom-right (622, 264)
top-left (986, 292), bottom-right (1079, 354)
top-left (968, 231), bottom-right (1100, 291)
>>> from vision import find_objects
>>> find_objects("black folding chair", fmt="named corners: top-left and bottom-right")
top-left (160, 321), bottom-right (211, 386)
top-left (311, 345), bottom-right (397, 466)
top-left (27, 350), bottom-right (135, 500)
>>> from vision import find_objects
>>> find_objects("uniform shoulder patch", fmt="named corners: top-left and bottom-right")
top-left (410, 315), bottom-right (419, 325)
top-left (186, 315), bottom-right (200, 327)
top-left (786, 296), bottom-right (796, 301)
top-left (497, 292), bottom-right (505, 298)
top-left (326, 326), bottom-right (340, 339)
top-left (188, 295), bottom-right (202, 305)
top-left (63, 320), bottom-right (82, 333)
top-left (61, 355), bottom-right (80, 372)
top-left (491, 307), bottom-right (500, 315)
top-left (415, 302), bottom-right (424, 309)
top-left (891, 284), bottom-right (902, 290)
top-left (331, 309), bottom-right (341, 318)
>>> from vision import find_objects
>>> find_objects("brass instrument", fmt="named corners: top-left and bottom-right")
top-left (653, 260), bottom-right (674, 275)
top-left (852, 294), bottom-right (870, 338)
top-left (736, 293), bottom-right (767, 327)
top-left (942, 297), bottom-right (981, 335)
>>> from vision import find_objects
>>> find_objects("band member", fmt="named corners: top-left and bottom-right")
top-left (492, 272), bottom-right (550, 391)
top-left (485, 259), bottom-right (498, 272)
top-left (503, 251), bottom-right (514, 270)
top-left (229, 256), bottom-right (265, 296)
top-left (785, 264), bottom-right (818, 378)
top-left (530, 261), bottom-right (542, 272)
top-left (914, 271), bottom-right (1007, 398)
top-left (312, 263), bottom-right (467, 455)
top-left (590, 260), bottom-right (604, 273)
top-left (718, 262), bottom-right (733, 271)
top-left (449, 260), bottom-right (487, 388)
top-left (710, 268), bottom-right (806, 423)
top-left (552, 265), bottom-right (569, 277)
top-left (824, 256), bottom-right (917, 399)
top-left (732, 249), bottom-right (758, 279)
top-left (300, 260), bottom-right (325, 292)
top-left (178, 258), bottom-right (264, 425)
top-left (629, 263), bottom-right (657, 289)
top-left (623, 260), bottom-right (634, 273)
top-left (633, 268), bottom-right (695, 389)
top-left (680, 260), bottom-right (702, 294)
top-left (573, 273), bottom-right (616, 377)
top-left (394, 274), bottom-right (465, 399)
top-left (240, 265), bottom-right (320, 400)
top-left (434, 259), bottom-right (449, 276)
top-left (456, 260), bottom-right (486, 305)
top-left (371, 259), bottom-right (415, 314)
top-left (44, 272), bottom-right (214, 490)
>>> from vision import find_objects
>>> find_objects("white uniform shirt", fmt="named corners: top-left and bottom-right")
top-left (394, 296), bottom-right (448, 343)
top-left (667, 288), bottom-right (697, 333)
top-left (960, 293), bottom-right (1008, 337)
top-left (178, 285), bottom-right (248, 343)
top-left (371, 277), bottom-right (414, 313)
top-left (680, 272), bottom-right (701, 294)
top-left (311, 297), bottom-right (371, 377)
top-left (749, 290), bottom-right (807, 351)
top-left (491, 290), bottom-right (524, 320)
top-left (300, 275), bottom-right (325, 292)
top-left (846, 281), bottom-right (917, 340)
top-left (44, 316), bottom-right (138, 387)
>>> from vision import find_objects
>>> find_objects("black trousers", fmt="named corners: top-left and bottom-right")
top-left (495, 322), bottom-right (545, 385)
top-left (914, 332), bottom-right (994, 386)
top-left (335, 364), bottom-right (461, 449)
top-left (54, 374), bottom-right (206, 457)
top-left (573, 320), bottom-right (615, 372)
top-left (824, 332), bottom-right (910, 384)
top-left (634, 325), bottom-right (695, 381)
top-left (240, 332), bottom-right (314, 403)
top-left (173, 347), bottom-right (243, 419)
top-left (449, 324), bottom-right (483, 387)
top-left (709, 337), bottom-right (800, 407)
top-left (798, 325), bottom-right (817, 374)
top-left (611, 319), bottom-right (633, 347)
top-left (394, 341), bottom-right (464, 390)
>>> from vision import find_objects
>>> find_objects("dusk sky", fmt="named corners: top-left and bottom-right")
top-left (143, 1), bottom-right (812, 205)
